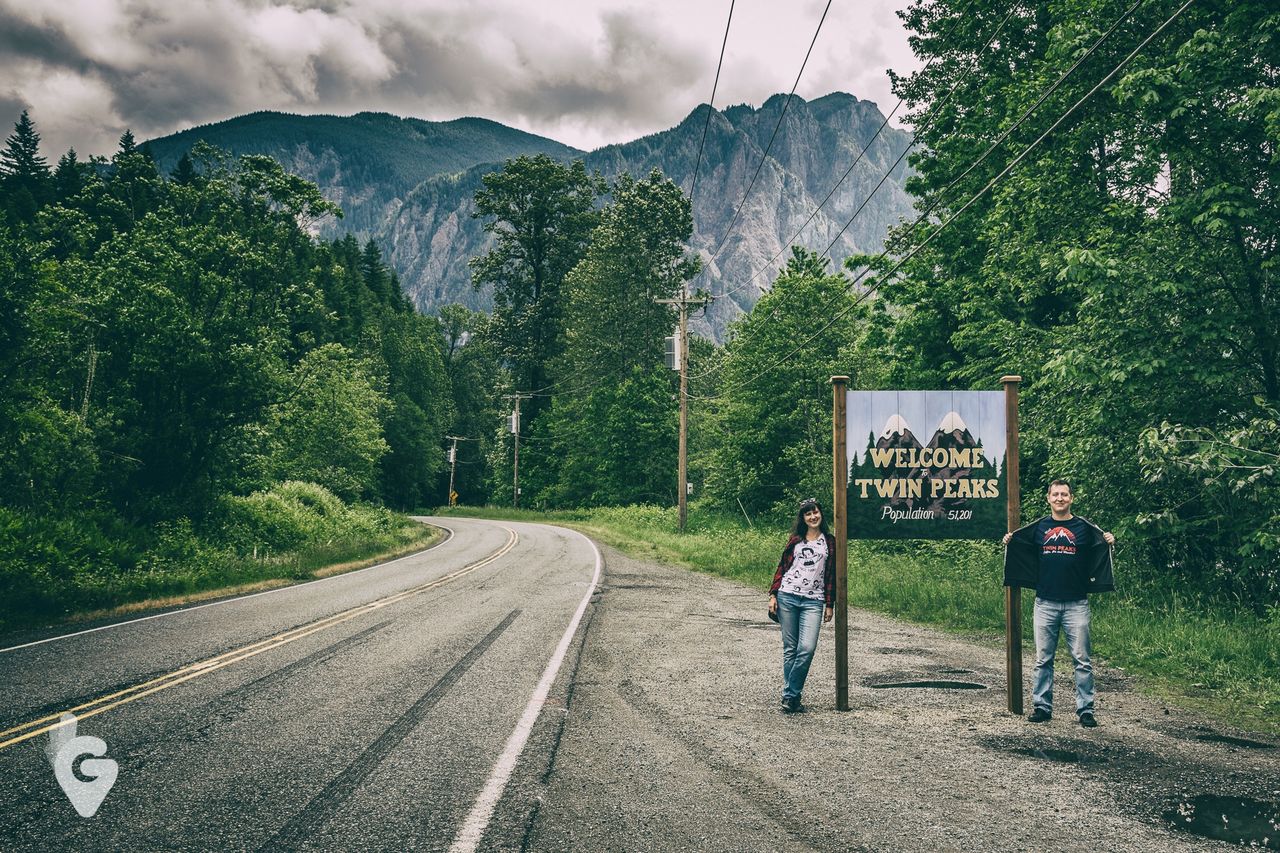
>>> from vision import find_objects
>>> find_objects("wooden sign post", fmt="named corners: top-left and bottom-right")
top-left (1002, 375), bottom-right (1023, 714)
top-left (831, 376), bottom-right (850, 712)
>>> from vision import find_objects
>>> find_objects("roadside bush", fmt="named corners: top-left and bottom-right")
top-left (0, 507), bottom-right (137, 627)
top-left (216, 480), bottom-right (397, 554)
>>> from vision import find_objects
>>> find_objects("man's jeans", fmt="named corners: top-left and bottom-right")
top-left (777, 591), bottom-right (824, 701)
top-left (1031, 597), bottom-right (1095, 717)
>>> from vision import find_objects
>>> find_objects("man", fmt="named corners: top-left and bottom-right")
top-left (1003, 479), bottom-right (1115, 727)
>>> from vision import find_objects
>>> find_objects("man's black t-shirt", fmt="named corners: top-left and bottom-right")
top-left (1034, 515), bottom-right (1091, 601)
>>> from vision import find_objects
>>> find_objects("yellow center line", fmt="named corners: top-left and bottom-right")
top-left (0, 527), bottom-right (518, 752)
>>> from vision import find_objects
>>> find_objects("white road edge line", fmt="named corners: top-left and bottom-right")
top-left (449, 524), bottom-right (602, 853)
top-left (0, 523), bottom-right (457, 654)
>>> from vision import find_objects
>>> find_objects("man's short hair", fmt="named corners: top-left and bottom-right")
top-left (1048, 478), bottom-right (1073, 494)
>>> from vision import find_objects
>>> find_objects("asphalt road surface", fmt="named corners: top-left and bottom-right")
top-left (0, 517), bottom-right (599, 851)
top-left (2, 516), bottom-right (1276, 851)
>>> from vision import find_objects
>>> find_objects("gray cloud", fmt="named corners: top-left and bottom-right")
top-left (0, 0), bottom-right (916, 159)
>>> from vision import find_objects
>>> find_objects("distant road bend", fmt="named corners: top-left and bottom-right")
top-left (0, 517), bottom-right (600, 851)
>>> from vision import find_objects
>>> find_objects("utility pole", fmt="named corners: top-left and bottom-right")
top-left (659, 288), bottom-right (711, 532)
top-left (445, 436), bottom-right (461, 506)
top-left (503, 394), bottom-right (525, 508)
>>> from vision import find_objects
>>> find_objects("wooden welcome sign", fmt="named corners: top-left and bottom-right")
top-left (844, 390), bottom-right (1008, 539)
top-left (829, 377), bottom-right (1024, 714)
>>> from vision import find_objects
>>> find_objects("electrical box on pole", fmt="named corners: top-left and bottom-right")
top-left (508, 410), bottom-right (520, 435)
top-left (657, 289), bottom-right (709, 532)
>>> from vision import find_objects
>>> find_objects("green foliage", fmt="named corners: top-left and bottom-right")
top-left (535, 365), bottom-right (678, 507)
top-left (373, 310), bottom-right (454, 507)
top-left (0, 116), bottom-right (462, 628)
top-left (217, 481), bottom-right (395, 553)
top-left (0, 486), bottom-right (429, 632)
top-left (437, 304), bottom-right (503, 505)
top-left (558, 169), bottom-right (700, 377)
top-left (470, 154), bottom-right (605, 400)
top-left (1139, 402), bottom-right (1280, 605)
top-left (528, 168), bottom-right (699, 507)
top-left (269, 344), bottom-right (390, 501)
top-left (861, 0), bottom-right (1279, 606)
top-left (700, 248), bottom-right (866, 516)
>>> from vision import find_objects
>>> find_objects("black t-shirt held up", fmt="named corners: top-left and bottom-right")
top-left (1034, 515), bottom-right (1091, 601)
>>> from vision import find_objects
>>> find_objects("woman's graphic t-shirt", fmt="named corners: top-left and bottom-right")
top-left (779, 536), bottom-right (828, 600)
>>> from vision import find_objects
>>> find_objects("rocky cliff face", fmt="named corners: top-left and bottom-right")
top-left (147, 94), bottom-right (914, 341)
top-left (382, 93), bottom-right (913, 341)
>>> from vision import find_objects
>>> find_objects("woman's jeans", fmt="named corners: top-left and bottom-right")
top-left (777, 591), bottom-right (824, 701)
top-left (1031, 597), bottom-right (1095, 717)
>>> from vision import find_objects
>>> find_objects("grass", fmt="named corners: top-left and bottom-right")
top-left (0, 518), bottom-right (442, 637)
top-left (438, 504), bottom-right (1280, 736)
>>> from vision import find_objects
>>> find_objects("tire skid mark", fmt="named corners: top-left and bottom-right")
top-left (260, 609), bottom-right (521, 852)
top-left (124, 620), bottom-right (397, 765)
top-left (615, 679), bottom-right (874, 853)
top-left (0, 527), bottom-right (518, 752)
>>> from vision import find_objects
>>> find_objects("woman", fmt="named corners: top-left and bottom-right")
top-left (768, 497), bottom-right (836, 713)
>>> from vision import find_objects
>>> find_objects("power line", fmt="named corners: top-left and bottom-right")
top-left (694, 0), bottom-right (1196, 405)
top-left (822, 0), bottom-right (1148, 265)
top-left (690, 0), bottom-right (736, 205)
top-left (703, 0), bottom-right (834, 267)
top-left (715, 0), bottom-right (990, 303)
top-left (692, 0), bottom-right (1027, 383)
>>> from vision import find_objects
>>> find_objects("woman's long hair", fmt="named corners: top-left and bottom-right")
top-left (790, 500), bottom-right (831, 539)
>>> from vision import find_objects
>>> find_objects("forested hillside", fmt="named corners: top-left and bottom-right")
top-left (0, 126), bottom-right (463, 627)
top-left (144, 111), bottom-right (581, 239)
top-left (1, 0), bottom-right (1274, 634)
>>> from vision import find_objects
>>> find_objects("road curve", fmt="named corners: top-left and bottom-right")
top-left (0, 517), bottom-right (598, 852)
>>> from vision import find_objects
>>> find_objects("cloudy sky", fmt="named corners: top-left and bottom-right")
top-left (0, 0), bottom-right (919, 160)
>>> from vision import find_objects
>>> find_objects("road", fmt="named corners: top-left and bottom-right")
top-left (0, 517), bottom-right (599, 851)
top-left (2, 516), bottom-right (1276, 851)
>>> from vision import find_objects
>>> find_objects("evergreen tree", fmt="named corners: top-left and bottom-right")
top-left (53, 149), bottom-right (89, 201)
top-left (0, 110), bottom-right (53, 223)
top-left (170, 151), bottom-right (198, 186)
top-left (360, 239), bottom-right (393, 304)
top-left (117, 129), bottom-right (137, 157)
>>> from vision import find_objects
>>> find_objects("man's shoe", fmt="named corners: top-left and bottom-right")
top-left (1027, 708), bottom-right (1052, 723)
top-left (1079, 712), bottom-right (1098, 728)
top-left (780, 697), bottom-right (792, 713)
top-left (782, 695), bottom-right (804, 714)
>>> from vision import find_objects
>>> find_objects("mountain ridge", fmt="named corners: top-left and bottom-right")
top-left (145, 94), bottom-right (914, 340)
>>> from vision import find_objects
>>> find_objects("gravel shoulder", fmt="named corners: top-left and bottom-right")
top-left (497, 539), bottom-right (1280, 852)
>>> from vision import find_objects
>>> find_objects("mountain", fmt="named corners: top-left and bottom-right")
top-left (145, 94), bottom-right (914, 341)
top-left (144, 111), bottom-right (581, 237)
